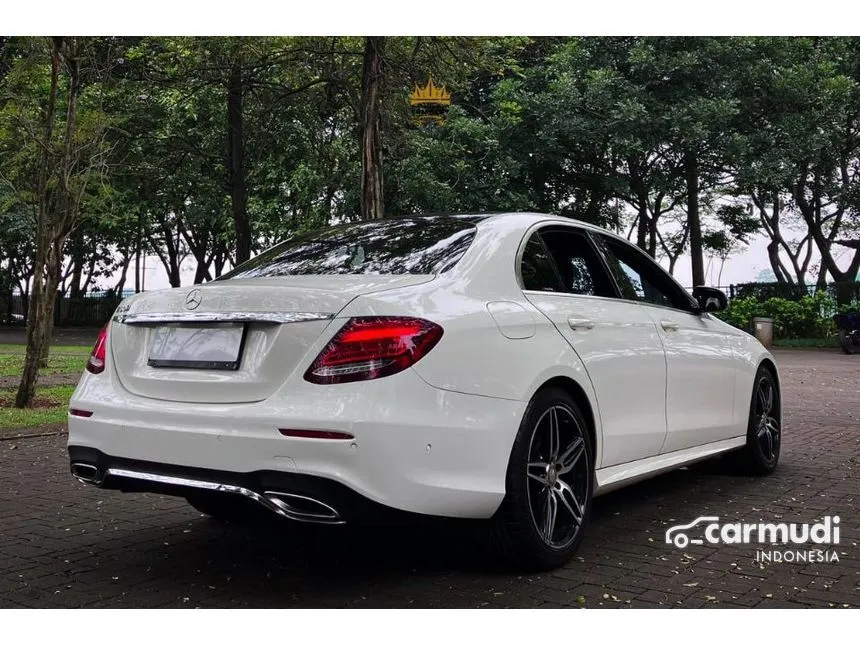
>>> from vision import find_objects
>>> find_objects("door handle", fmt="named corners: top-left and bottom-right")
top-left (568, 317), bottom-right (594, 331)
top-left (660, 320), bottom-right (680, 332)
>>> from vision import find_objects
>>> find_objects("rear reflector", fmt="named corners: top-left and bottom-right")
top-left (304, 316), bottom-right (443, 385)
top-left (86, 324), bottom-right (108, 374)
top-left (69, 409), bottom-right (93, 418)
top-left (279, 429), bottom-right (354, 440)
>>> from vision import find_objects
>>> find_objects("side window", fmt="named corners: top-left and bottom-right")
top-left (598, 236), bottom-right (695, 311)
top-left (520, 234), bottom-right (564, 292)
top-left (539, 229), bottom-right (616, 298)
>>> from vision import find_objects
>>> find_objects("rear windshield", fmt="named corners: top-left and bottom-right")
top-left (219, 217), bottom-right (479, 279)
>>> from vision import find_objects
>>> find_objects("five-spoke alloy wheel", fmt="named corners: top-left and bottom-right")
top-left (490, 387), bottom-right (593, 571)
top-left (526, 405), bottom-right (590, 550)
top-left (735, 366), bottom-right (782, 475)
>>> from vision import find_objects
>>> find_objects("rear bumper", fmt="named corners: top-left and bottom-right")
top-left (68, 446), bottom-right (430, 525)
top-left (67, 368), bottom-right (525, 519)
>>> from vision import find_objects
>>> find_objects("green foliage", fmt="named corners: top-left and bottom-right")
top-left (1, 35), bottom-right (859, 297)
top-left (717, 292), bottom-right (850, 339)
top-left (733, 281), bottom-right (811, 301)
top-left (836, 300), bottom-right (860, 315)
top-left (716, 296), bottom-right (762, 332)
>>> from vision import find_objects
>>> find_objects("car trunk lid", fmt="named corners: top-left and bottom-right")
top-left (109, 275), bottom-right (432, 403)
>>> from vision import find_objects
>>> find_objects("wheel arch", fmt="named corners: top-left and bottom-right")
top-left (757, 357), bottom-right (779, 387)
top-left (534, 375), bottom-right (600, 469)
top-left (756, 356), bottom-right (782, 426)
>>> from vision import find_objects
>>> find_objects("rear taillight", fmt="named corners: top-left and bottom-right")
top-left (86, 324), bottom-right (108, 374)
top-left (304, 316), bottom-right (443, 385)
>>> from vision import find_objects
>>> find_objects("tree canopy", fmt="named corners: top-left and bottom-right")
top-left (2, 36), bottom-right (860, 301)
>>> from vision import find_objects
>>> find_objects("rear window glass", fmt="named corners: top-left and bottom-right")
top-left (219, 217), bottom-right (479, 279)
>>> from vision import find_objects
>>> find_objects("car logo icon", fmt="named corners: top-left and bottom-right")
top-left (184, 289), bottom-right (202, 310)
top-left (665, 516), bottom-right (720, 549)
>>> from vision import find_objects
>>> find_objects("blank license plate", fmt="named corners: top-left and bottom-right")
top-left (148, 324), bottom-right (246, 370)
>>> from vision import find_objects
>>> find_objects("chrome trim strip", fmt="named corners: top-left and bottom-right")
top-left (113, 311), bottom-right (335, 325)
top-left (100, 468), bottom-right (345, 525)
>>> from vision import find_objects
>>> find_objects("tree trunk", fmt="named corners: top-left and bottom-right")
top-left (114, 248), bottom-right (132, 295)
top-left (68, 240), bottom-right (84, 298)
top-left (635, 202), bottom-right (648, 252)
top-left (648, 218), bottom-right (658, 258)
top-left (15, 37), bottom-right (63, 408)
top-left (193, 253), bottom-right (212, 284)
top-left (359, 37), bottom-right (385, 220)
top-left (152, 218), bottom-right (183, 288)
top-left (79, 252), bottom-right (97, 296)
top-left (794, 178), bottom-right (860, 303)
top-left (166, 239), bottom-right (181, 288)
top-left (213, 244), bottom-right (227, 278)
top-left (766, 240), bottom-right (791, 284)
top-left (816, 266), bottom-right (828, 291)
top-left (19, 281), bottom-right (29, 325)
top-left (227, 58), bottom-right (250, 264)
top-left (685, 151), bottom-right (705, 286)
top-left (134, 211), bottom-right (143, 292)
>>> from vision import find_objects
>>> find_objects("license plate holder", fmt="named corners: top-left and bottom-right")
top-left (147, 323), bottom-right (247, 370)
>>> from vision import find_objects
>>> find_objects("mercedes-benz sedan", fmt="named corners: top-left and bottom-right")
top-left (68, 213), bottom-right (781, 570)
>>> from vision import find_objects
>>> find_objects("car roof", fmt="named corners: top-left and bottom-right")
top-left (471, 211), bottom-right (611, 235)
top-left (327, 212), bottom-right (619, 244)
top-left (392, 211), bottom-right (608, 233)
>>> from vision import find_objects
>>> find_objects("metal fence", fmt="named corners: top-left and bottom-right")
top-left (1, 292), bottom-right (123, 328)
top-left (689, 281), bottom-right (859, 303)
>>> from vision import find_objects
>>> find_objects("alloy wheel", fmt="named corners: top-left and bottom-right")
top-left (525, 405), bottom-right (590, 549)
top-left (754, 376), bottom-right (780, 463)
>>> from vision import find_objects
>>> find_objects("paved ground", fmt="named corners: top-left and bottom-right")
top-left (1, 350), bottom-right (858, 608)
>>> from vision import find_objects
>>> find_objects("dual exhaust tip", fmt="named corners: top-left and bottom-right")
top-left (70, 462), bottom-right (342, 524)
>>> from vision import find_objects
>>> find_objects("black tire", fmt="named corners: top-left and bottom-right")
top-left (733, 366), bottom-right (782, 476)
top-left (489, 387), bottom-right (594, 571)
top-left (186, 491), bottom-right (274, 526)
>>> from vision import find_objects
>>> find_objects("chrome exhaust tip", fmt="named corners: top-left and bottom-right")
top-left (264, 491), bottom-right (343, 524)
top-left (71, 463), bottom-right (101, 485)
top-left (68, 464), bottom-right (345, 525)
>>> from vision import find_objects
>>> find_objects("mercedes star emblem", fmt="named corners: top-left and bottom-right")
top-left (184, 289), bottom-right (202, 310)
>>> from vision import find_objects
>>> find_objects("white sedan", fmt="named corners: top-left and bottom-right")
top-left (68, 213), bottom-right (781, 570)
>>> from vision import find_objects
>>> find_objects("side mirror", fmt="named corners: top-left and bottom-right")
top-left (693, 286), bottom-right (728, 313)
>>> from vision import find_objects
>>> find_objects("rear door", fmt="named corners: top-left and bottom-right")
top-left (520, 225), bottom-right (668, 468)
top-left (594, 234), bottom-right (738, 453)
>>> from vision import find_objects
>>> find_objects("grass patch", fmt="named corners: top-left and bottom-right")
top-left (0, 343), bottom-right (90, 355)
top-left (0, 352), bottom-right (87, 377)
top-left (773, 337), bottom-right (839, 348)
top-left (0, 407), bottom-right (68, 428)
top-left (0, 384), bottom-right (74, 429)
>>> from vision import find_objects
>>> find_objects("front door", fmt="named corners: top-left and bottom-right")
top-left (595, 235), bottom-right (738, 454)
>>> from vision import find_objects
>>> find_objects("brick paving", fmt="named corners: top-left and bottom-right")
top-left (1, 350), bottom-right (858, 608)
